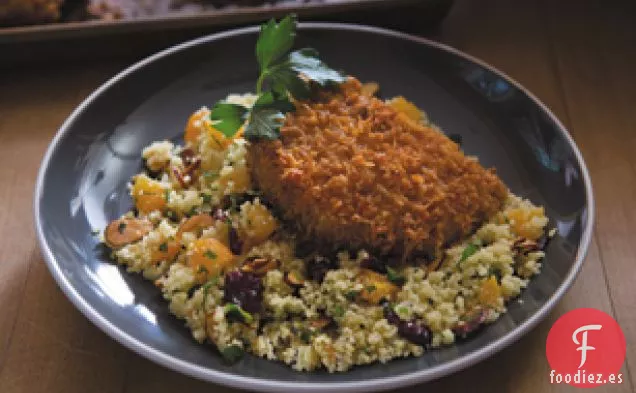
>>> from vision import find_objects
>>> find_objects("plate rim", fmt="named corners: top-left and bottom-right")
top-left (33, 22), bottom-right (595, 393)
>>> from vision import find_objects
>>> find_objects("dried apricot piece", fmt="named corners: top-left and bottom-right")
top-left (105, 218), bottom-right (153, 248)
top-left (507, 207), bottom-right (545, 240)
top-left (357, 268), bottom-right (398, 304)
top-left (188, 238), bottom-right (235, 282)
top-left (177, 214), bottom-right (215, 241)
top-left (478, 276), bottom-right (501, 307)
top-left (184, 108), bottom-right (210, 145)
top-left (151, 240), bottom-right (180, 263)
top-left (132, 175), bottom-right (166, 214)
top-left (389, 96), bottom-right (423, 123)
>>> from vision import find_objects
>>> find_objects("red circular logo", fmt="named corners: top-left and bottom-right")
top-left (546, 308), bottom-right (626, 387)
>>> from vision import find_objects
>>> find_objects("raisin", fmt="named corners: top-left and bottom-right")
top-left (453, 310), bottom-right (487, 339)
top-left (223, 270), bottom-right (263, 314)
top-left (228, 226), bottom-right (243, 255)
top-left (305, 255), bottom-right (338, 283)
top-left (383, 303), bottom-right (431, 346)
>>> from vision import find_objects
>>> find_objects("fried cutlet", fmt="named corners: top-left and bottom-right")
top-left (248, 78), bottom-right (508, 259)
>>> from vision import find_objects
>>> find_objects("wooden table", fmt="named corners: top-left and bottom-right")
top-left (1, 0), bottom-right (634, 391)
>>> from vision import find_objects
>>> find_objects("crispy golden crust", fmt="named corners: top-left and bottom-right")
top-left (249, 78), bottom-right (508, 259)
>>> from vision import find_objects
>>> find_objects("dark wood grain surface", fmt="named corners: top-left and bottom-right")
top-left (0, 0), bottom-right (634, 391)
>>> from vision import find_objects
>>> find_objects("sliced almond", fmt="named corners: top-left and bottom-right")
top-left (240, 257), bottom-right (280, 276)
top-left (309, 317), bottom-right (333, 330)
top-left (284, 270), bottom-right (305, 288)
top-left (513, 237), bottom-right (539, 254)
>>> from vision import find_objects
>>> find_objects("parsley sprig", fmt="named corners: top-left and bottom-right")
top-left (208, 14), bottom-right (346, 141)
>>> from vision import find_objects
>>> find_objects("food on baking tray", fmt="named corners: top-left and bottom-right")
top-left (0, 0), bottom-right (64, 26)
top-left (102, 15), bottom-right (551, 372)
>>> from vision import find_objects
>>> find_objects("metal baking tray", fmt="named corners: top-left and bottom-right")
top-left (0, 0), bottom-right (449, 43)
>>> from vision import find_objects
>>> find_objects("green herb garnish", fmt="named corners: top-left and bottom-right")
top-left (333, 305), bottom-right (345, 317)
top-left (365, 285), bottom-right (377, 293)
top-left (201, 193), bottom-right (212, 204)
top-left (396, 305), bottom-right (409, 315)
top-left (299, 330), bottom-right (313, 344)
top-left (204, 250), bottom-right (217, 260)
top-left (488, 267), bottom-right (503, 283)
top-left (208, 14), bottom-right (346, 141)
top-left (224, 303), bottom-right (254, 324)
top-left (256, 15), bottom-right (297, 75)
top-left (202, 276), bottom-right (220, 291)
top-left (164, 189), bottom-right (170, 202)
top-left (158, 242), bottom-right (168, 252)
top-left (344, 290), bottom-right (359, 301)
top-left (202, 276), bottom-right (219, 310)
top-left (203, 170), bottom-right (219, 179)
top-left (221, 345), bottom-right (245, 364)
top-left (459, 243), bottom-right (480, 263)
top-left (210, 101), bottom-right (249, 137)
top-left (386, 266), bottom-right (405, 285)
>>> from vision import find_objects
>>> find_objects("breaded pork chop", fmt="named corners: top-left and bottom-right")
top-left (248, 78), bottom-right (508, 259)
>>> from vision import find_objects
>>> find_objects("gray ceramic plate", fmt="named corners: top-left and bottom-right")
top-left (34, 23), bottom-right (594, 392)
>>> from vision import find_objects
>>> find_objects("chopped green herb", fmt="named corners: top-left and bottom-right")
top-left (224, 303), bottom-right (254, 324)
top-left (166, 210), bottom-right (178, 221)
top-left (187, 206), bottom-right (198, 216)
top-left (221, 345), bottom-right (245, 364)
top-left (197, 265), bottom-right (209, 274)
top-left (204, 170), bottom-right (219, 179)
top-left (299, 330), bottom-right (312, 343)
top-left (333, 305), bottom-right (345, 317)
top-left (202, 276), bottom-right (220, 291)
top-left (201, 193), bottom-right (212, 204)
top-left (117, 222), bottom-right (127, 234)
top-left (344, 290), bottom-right (359, 301)
top-left (365, 285), bottom-right (377, 293)
top-left (158, 242), bottom-right (168, 252)
top-left (488, 267), bottom-right (503, 283)
top-left (386, 266), bottom-right (406, 285)
top-left (164, 189), bottom-right (170, 202)
top-left (396, 305), bottom-right (409, 315)
top-left (229, 194), bottom-right (240, 211)
top-left (202, 276), bottom-right (219, 311)
top-left (459, 243), bottom-right (480, 263)
top-left (204, 250), bottom-right (217, 260)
